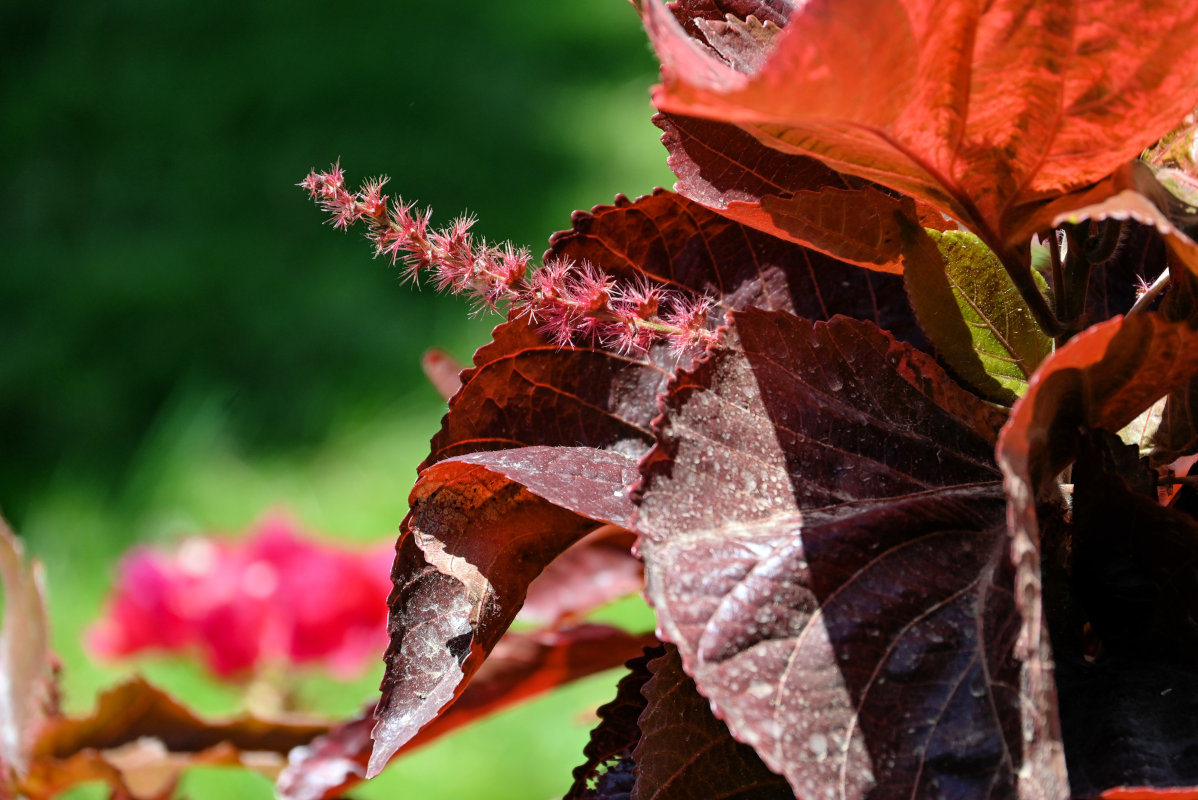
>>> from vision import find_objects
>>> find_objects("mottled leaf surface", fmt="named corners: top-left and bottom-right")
top-left (371, 447), bottom-right (640, 775)
top-left (631, 644), bottom-right (792, 800)
top-left (641, 0), bottom-right (1198, 252)
top-left (635, 311), bottom-right (1067, 799)
top-left (281, 625), bottom-right (654, 800)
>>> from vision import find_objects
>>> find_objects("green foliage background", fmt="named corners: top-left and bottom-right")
top-left (2, 1), bottom-right (671, 796)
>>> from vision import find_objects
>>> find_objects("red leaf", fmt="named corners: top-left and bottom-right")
top-left (657, 112), bottom-right (940, 270)
top-left (422, 319), bottom-right (669, 471)
top-left (1100, 789), bottom-right (1198, 799)
top-left (632, 644), bottom-right (793, 799)
top-left (640, 0), bottom-right (1198, 253)
top-left (635, 311), bottom-right (1068, 799)
top-left (549, 189), bottom-right (925, 347)
top-left (1051, 163), bottom-right (1198, 280)
top-left (370, 447), bottom-right (640, 776)
top-left (999, 314), bottom-right (1198, 504)
top-left (1051, 434), bottom-right (1198, 795)
top-left (427, 189), bottom-right (927, 471)
top-left (280, 625), bottom-right (655, 800)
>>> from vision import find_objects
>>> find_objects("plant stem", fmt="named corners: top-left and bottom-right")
top-left (1130, 268), bottom-right (1172, 314)
top-left (1005, 251), bottom-right (1068, 338)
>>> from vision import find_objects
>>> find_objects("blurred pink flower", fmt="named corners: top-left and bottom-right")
top-left (88, 515), bottom-right (394, 679)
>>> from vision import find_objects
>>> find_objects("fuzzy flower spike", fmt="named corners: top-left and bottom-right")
top-left (300, 163), bottom-right (719, 354)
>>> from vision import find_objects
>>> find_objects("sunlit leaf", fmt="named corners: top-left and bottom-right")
top-left (640, 0), bottom-right (1198, 255)
top-left (635, 311), bottom-right (1067, 799)
top-left (369, 447), bottom-right (640, 776)
top-left (903, 226), bottom-right (1052, 403)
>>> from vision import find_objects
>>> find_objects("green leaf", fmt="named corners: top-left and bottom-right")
top-left (902, 225), bottom-right (1053, 404)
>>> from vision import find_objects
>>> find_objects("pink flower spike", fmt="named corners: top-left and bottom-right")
top-left (359, 175), bottom-right (390, 219)
top-left (562, 262), bottom-right (615, 314)
top-left (663, 295), bottom-right (718, 353)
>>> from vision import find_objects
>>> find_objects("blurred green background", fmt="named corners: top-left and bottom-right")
top-left (3, 0), bottom-right (672, 796)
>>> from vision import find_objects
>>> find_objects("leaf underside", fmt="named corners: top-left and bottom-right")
top-left (903, 226), bottom-right (1052, 403)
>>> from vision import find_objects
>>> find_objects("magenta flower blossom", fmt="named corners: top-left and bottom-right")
top-left (88, 515), bottom-right (394, 679)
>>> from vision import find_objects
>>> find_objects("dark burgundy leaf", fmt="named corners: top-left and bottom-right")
top-left (371, 448), bottom-right (640, 775)
top-left (656, 113), bottom-right (932, 270)
top-left (1051, 163), bottom-right (1198, 282)
top-left (632, 644), bottom-right (792, 800)
top-left (1152, 271), bottom-right (1198, 464)
top-left (423, 320), bottom-right (671, 470)
top-left (1058, 660), bottom-right (1198, 797)
top-left (565, 644), bottom-right (663, 800)
top-left (1046, 433), bottom-right (1198, 796)
top-left (994, 314), bottom-right (1198, 796)
top-left (1081, 222), bottom-right (1169, 328)
top-left (428, 189), bottom-right (927, 473)
top-left (996, 315), bottom-right (1198, 616)
top-left (520, 525), bottom-right (642, 627)
top-left (635, 311), bottom-right (1067, 799)
top-left (666, 0), bottom-right (793, 39)
top-left (549, 189), bottom-right (925, 348)
top-left (282, 625), bottom-right (655, 800)
top-left (1071, 432), bottom-right (1198, 664)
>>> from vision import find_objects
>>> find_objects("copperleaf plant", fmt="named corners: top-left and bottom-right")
top-left (293, 0), bottom-right (1198, 798)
